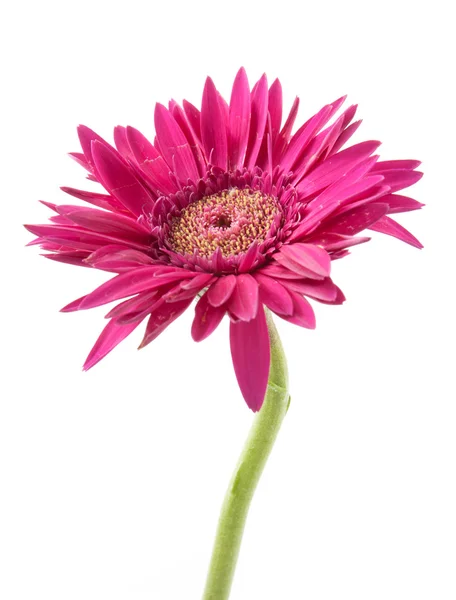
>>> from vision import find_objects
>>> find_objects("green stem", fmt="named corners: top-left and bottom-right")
top-left (202, 311), bottom-right (290, 600)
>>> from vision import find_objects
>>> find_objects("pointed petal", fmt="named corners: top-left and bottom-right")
top-left (268, 78), bottom-right (283, 145)
top-left (60, 295), bottom-right (88, 312)
top-left (382, 193), bottom-right (424, 214)
top-left (201, 77), bottom-right (228, 169)
top-left (371, 159), bottom-right (421, 172)
top-left (273, 96), bottom-right (299, 163)
top-left (368, 216), bottom-right (423, 248)
top-left (79, 267), bottom-right (195, 310)
top-left (280, 292), bottom-right (316, 328)
top-left (280, 104), bottom-right (333, 173)
top-left (42, 252), bottom-right (89, 267)
top-left (154, 103), bottom-right (199, 182)
top-left (328, 120), bottom-right (362, 156)
top-left (138, 298), bottom-right (193, 348)
top-left (307, 232), bottom-right (371, 253)
top-left (183, 100), bottom-right (202, 141)
top-left (105, 291), bottom-right (158, 320)
top-left (125, 126), bottom-right (177, 195)
top-left (191, 292), bottom-right (226, 341)
top-left (171, 103), bottom-right (206, 177)
top-left (91, 140), bottom-right (154, 216)
top-left (83, 319), bottom-right (141, 370)
top-left (324, 202), bottom-right (389, 236)
top-left (57, 206), bottom-right (151, 241)
top-left (298, 140), bottom-right (381, 198)
top-left (245, 74), bottom-right (268, 169)
top-left (113, 126), bottom-right (133, 159)
top-left (375, 169), bottom-right (423, 193)
top-left (60, 186), bottom-right (124, 213)
top-left (23, 223), bottom-right (150, 252)
top-left (77, 125), bottom-right (111, 170)
top-left (238, 242), bottom-right (259, 273)
top-left (84, 246), bottom-right (155, 271)
top-left (230, 307), bottom-right (270, 411)
top-left (69, 152), bottom-right (90, 172)
top-left (228, 67), bottom-right (251, 170)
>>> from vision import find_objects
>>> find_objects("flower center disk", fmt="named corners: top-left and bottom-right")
top-left (168, 188), bottom-right (279, 258)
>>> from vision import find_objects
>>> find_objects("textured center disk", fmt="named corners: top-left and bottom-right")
top-left (168, 188), bottom-right (279, 258)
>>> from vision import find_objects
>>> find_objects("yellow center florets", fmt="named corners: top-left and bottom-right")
top-left (168, 188), bottom-right (279, 258)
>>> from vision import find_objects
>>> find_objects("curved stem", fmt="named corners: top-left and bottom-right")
top-left (202, 311), bottom-right (290, 600)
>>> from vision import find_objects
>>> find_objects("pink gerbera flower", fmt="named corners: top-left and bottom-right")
top-left (26, 68), bottom-right (423, 411)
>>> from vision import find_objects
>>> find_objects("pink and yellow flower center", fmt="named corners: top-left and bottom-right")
top-left (168, 188), bottom-right (279, 258)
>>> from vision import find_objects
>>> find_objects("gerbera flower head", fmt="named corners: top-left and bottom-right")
top-left (26, 68), bottom-right (423, 411)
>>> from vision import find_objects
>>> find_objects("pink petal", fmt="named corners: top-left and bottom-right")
top-left (375, 169), bottom-right (423, 193)
top-left (273, 96), bottom-right (299, 163)
top-left (126, 126), bottom-right (177, 195)
top-left (161, 275), bottom-right (216, 304)
top-left (57, 206), bottom-right (151, 241)
top-left (83, 319), bottom-right (141, 370)
top-left (180, 273), bottom-right (215, 292)
top-left (289, 170), bottom-right (383, 242)
top-left (254, 273), bottom-right (293, 315)
top-left (117, 293), bottom-right (170, 324)
top-left (207, 275), bottom-right (237, 307)
top-left (191, 292), bottom-right (226, 341)
top-left (290, 110), bottom-right (349, 183)
top-left (228, 274), bottom-right (259, 321)
top-left (42, 252), bottom-right (89, 267)
top-left (276, 243), bottom-right (331, 277)
top-left (61, 295), bottom-right (88, 312)
top-left (91, 140), bottom-right (154, 216)
top-left (183, 100), bottom-right (202, 141)
top-left (298, 140), bottom-right (381, 198)
top-left (280, 104), bottom-right (333, 173)
top-left (77, 125), bottom-right (111, 170)
top-left (328, 120), bottom-right (362, 156)
top-left (371, 159), bottom-right (421, 172)
top-left (281, 292), bottom-right (316, 328)
top-left (238, 242), bottom-right (259, 273)
top-left (230, 307), bottom-right (270, 411)
top-left (324, 202), bottom-right (389, 236)
top-left (113, 126), bottom-right (133, 159)
top-left (69, 152), bottom-right (90, 172)
top-left (105, 291), bottom-right (158, 320)
top-left (79, 267), bottom-right (195, 310)
top-left (317, 285), bottom-right (345, 305)
top-left (307, 232), bottom-right (371, 253)
top-left (382, 193), bottom-right (424, 214)
top-left (60, 186), bottom-right (124, 213)
top-left (259, 263), bottom-right (317, 280)
top-left (268, 78), bottom-right (283, 144)
top-left (171, 103), bottom-right (206, 177)
top-left (281, 277), bottom-right (339, 302)
top-left (368, 216), bottom-right (423, 248)
top-left (138, 298), bottom-right (193, 349)
top-left (201, 77), bottom-right (228, 169)
top-left (84, 246), bottom-right (155, 271)
top-left (228, 67), bottom-right (251, 170)
top-left (154, 104), bottom-right (200, 183)
top-left (24, 223), bottom-right (150, 252)
top-left (245, 74), bottom-right (268, 169)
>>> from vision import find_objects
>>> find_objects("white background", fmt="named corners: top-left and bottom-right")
top-left (1, 0), bottom-right (454, 598)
